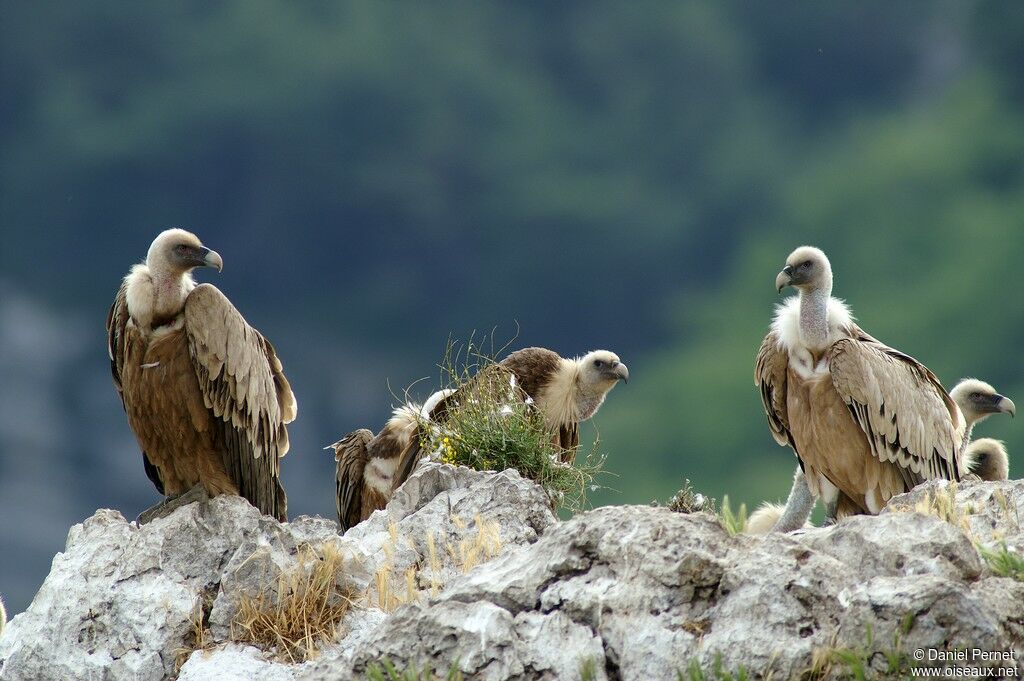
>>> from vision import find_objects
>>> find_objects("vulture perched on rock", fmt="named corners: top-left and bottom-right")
top-left (749, 377), bottom-right (1015, 533)
top-left (107, 229), bottom-right (296, 522)
top-left (330, 389), bottom-right (453, 531)
top-left (393, 347), bottom-right (628, 492)
top-left (963, 438), bottom-right (1010, 482)
top-left (755, 246), bottom-right (966, 519)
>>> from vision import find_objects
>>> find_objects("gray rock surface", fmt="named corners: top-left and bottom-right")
top-left (2, 469), bottom-right (1024, 680)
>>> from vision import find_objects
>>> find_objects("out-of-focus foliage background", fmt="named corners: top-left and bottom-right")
top-left (2, 1), bottom-right (1023, 613)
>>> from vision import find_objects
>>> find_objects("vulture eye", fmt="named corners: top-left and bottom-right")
top-left (175, 244), bottom-right (189, 253)
top-left (593, 360), bottom-right (604, 368)
top-left (802, 260), bottom-right (812, 268)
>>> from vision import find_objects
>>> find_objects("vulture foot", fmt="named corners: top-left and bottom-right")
top-left (137, 485), bottom-right (210, 524)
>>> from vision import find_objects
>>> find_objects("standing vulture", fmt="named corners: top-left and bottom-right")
top-left (755, 246), bottom-right (965, 518)
top-left (107, 229), bottom-right (296, 521)
top-left (749, 377), bottom-right (1015, 533)
top-left (331, 389), bottom-right (453, 531)
top-left (394, 347), bottom-right (628, 491)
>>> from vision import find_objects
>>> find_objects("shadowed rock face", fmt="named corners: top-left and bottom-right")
top-left (2, 470), bottom-right (1024, 680)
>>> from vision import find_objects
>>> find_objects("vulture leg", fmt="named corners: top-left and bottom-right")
top-left (772, 467), bottom-right (815, 532)
top-left (136, 484), bottom-right (210, 525)
top-left (822, 501), bottom-right (838, 526)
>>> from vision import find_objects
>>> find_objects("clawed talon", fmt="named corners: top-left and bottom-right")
top-left (136, 485), bottom-right (209, 525)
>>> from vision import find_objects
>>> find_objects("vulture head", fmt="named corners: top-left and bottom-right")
top-left (147, 228), bottom-right (224, 275)
top-left (578, 350), bottom-right (629, 392)
top-left (964, 438), bottom-right (1010, 482)
top-left (775, 246), bottom-right (832, 294)
top-left (950, 378), bottom-right (1016, 427)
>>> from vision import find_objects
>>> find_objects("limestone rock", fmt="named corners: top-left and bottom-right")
top-left (4, 470), bottom-right (1024, 680)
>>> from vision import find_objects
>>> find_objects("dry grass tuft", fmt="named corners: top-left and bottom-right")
top-left (230, 542), bottom-right (354, 663)
top-left (904, 481), bottom-right (973, 537)
top-left (446, 513), bottom-right (502, 573)
top-left (367, 513), bottom-right (503, 612)
top-left (372, 564), bottom-right (421, 613)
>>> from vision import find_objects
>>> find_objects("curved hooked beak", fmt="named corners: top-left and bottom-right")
top-left (996, 395), bottom-right (1016, 418)
top-left (199, 247), bottom-right (223, 272)
top-left (775, 265), bottom-right (794, 293)
top-left (614, 362), bottom-right (629, 384)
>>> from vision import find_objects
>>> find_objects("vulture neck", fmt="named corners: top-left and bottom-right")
top-left (798, 288), bottom-right (832, 351)
top-left (150, 264), bottom-right (196, 326)
top-left (539, 359), bottom-right (603, 427)
top-left (127, 262), bottom-right (196, 331)
top-left (961, 413), bottom-right (987, 449)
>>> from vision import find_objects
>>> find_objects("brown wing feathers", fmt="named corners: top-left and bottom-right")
top-left (333, 429), bottom-right (373, 531)
top-left (828, 336), bottom-right (962, 484)
top-left (754, 330), bottom-right (794, 450)
top-left (184, 284), bottom-right (293, 521)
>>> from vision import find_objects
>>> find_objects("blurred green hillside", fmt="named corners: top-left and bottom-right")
top-left (2, 0), bottom-right (1024, 611)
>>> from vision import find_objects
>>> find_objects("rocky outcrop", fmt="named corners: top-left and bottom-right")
top-left (2, 470), bottom-right (1023, 680)
top-left (0, 464), bottom-right (554, 681)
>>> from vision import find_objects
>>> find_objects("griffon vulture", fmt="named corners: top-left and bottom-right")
top-left (755, 246), bottom-right (966, 519)
top-left (394, 347), bottom-right (628, 490)
top-left (331, 389), bottom-right (454, 531)
top-left (750, 377), bottom-right (1015, 533)
top-left (107, 229), bottom-right (296, 522)
top-left (963, 438), bottom-right (1010, 481)
top-left (949, 378), bottom-right (1015, 448)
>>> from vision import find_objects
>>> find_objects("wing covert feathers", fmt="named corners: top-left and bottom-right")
top-left (184, 284), bottom-right (294, 521)
top-left (828, 334), bottom-right (963, 484)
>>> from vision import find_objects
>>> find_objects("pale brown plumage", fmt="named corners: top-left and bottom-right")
top-left (755, 376), bottom-right (1015, 532)
top-left (107, 229), bottom-right (296, 521)
top-left (755, 246), bottom-right (965, 517)
top-left (329, 395), bottom-right (433, 532)
top-left (393, 347), bottom-right (628, 493)
top-left (332, 429), bottom-right (380, 531)
top-left (963, 438), bottom-right (1010, 481)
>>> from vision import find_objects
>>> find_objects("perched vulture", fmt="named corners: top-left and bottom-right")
top-left (330, 389), bottom-right (453, 532)
top-left (755, 246), bottom-right (966, 518)
top-left (949, 378), bottom-right (1015, 448)
top-left (394, 347), bottom-right (628, 491)
top-left (963, 438), bottom-right (1010, 482)
top-left (751, 376), bottom-right (1016, 533)
top-left (107, 229), bottom-right (296, 521)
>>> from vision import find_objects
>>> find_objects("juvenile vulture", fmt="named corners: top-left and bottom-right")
top-left (750, 377), bottom-right (1016, 533)
top-left (331, 389), bottom-right (453, 531)
top-left (755, 246), bottom-right (966, 519)
top-left (394, 347), bottom-right (628, 490)
top-left (107, 229), bottom-right (296, 521)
